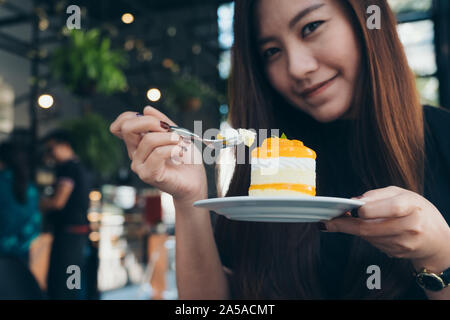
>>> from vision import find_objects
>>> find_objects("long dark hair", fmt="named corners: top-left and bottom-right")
top-left (214, 0), bottom-right (424, 299)
top-left (0, 142), bottom-right (30, 204)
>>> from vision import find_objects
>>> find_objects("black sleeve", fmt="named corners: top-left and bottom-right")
top-left (56, 162), bottom-right (77, 184)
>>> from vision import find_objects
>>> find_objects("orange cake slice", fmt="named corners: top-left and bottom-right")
top-left (249, 136), bottom-right (316, 197)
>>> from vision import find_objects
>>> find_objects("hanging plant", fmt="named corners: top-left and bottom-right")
top-left (164, 73), bottom-right (226, 112)
top-left (62, 113), bottom-right (124, 181)
top-left (50, 29), bottom-right (128, 96)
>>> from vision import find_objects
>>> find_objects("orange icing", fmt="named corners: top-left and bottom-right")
top-left (249, 183), bottom-right (316, 196)
top-left (251, 137), bottom-right (316, 159)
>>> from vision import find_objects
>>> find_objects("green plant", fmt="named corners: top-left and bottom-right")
top-left (165, 73), bottom-right (226, 112)
top-left (62, 113), bottom-right (124, 180)
top-left (51, 29), bottom-right (128, 96)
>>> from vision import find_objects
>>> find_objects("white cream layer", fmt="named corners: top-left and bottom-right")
top-left (251, 157), bottom-right (315, 171)
top-left (250, 168), bottom-right (316, 186)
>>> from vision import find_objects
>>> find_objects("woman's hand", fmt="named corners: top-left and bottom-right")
top-left (323, 186), bottom-right (450, 272)
top-left (110, 106), bottom-right (207, 205)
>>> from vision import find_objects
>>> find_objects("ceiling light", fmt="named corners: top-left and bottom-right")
top-left (38, 94), bottom-right (54, 109)
top-left (147, 88), bottom-right (161, 102)
top-left (121, 13), bottom-right (134, 24)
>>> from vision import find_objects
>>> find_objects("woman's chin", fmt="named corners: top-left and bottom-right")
top-left (311, 113), bottom-right (344, 123)
top-left (309, 107), bottom-right (350, 123)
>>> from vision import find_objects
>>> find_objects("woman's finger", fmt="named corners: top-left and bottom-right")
top-left (124, 134), bottom-right (142, 159)
top-left (361, 210), bottom-right (422, 239)
top-left (356, 192), bottom-right (418, 219)
top-left (143, 105), bottom-right (177, 126)
top-left (355, 185), bottom-right (406, 202)
top-left (132, 144), bottom-right (184, 184)
top-left (120, 115), bottom-right (172, 157)
top-left (110, 111), bottom-right (141, 139)
top-left (324, 212), bottom-right (418, 238)
top-left (132, 132), bottom-right (182, 165)
top-left (121, 115), bottom-right (170, 137)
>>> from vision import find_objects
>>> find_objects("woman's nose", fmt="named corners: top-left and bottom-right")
top-left (286, 46), bottom-right (319, 80)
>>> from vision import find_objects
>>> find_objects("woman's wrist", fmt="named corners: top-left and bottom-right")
top-left (411, 231), bottom-right (450, 273)
top-left (173, 188), bottom-right (208, 212)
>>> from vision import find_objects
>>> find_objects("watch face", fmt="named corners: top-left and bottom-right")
top-left (417, 273), bottom-right (446, 292)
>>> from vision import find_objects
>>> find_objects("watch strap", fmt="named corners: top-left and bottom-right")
top-left (441, 267), bottom-right (450, 286)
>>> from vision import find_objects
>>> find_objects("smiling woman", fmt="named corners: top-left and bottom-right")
top-left (109, 0), bottom-right (450, 300)
top-left (213, 0), bottom-right (450, 299)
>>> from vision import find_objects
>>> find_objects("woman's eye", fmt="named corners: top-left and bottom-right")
top-left (262, 47), bottom-right (280, 60)
top-left (302, 21), bottom-right (324, 37)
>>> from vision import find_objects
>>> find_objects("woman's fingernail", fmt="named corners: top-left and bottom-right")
top-left (160, 121), bottom-right (171, 131)
top-left (136, 113), bottom-right (143, 117)
top-left (317, 222), bottom-right (328, 232)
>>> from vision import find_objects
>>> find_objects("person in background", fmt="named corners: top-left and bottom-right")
top-left (40, 130), bottom-right (91, 300)
top-left (0, 141), bottom-right (41, 266)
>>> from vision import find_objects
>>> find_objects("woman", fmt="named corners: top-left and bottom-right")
top-left (110, 0), bottom-right (450, 299)
top-left (0, 142), bottom-right (41, 266)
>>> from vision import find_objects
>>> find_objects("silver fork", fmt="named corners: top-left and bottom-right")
top-left (168, 125), bottom-right (240, 148)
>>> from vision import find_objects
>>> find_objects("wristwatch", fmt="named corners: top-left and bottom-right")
top-left (415, 267), bottom-right (450, 292)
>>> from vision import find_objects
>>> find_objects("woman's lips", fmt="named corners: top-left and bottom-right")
top-left (300, 74), bottom-right (338, 99)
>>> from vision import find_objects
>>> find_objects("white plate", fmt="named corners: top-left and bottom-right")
top-left (193, 196), bottom-right (365, 223)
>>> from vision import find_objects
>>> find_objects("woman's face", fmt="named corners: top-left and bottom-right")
top-left (256, 0), bottom-right (361, 123)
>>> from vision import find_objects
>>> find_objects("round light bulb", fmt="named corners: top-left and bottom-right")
top-left (38, 94), bottom-right (54, 109)
top-left (89, 190), bottom-right (102, 201)
top-left (121, 13), bottom-right (134, 24)
top-left (147, 88), bottom-right (161, 102)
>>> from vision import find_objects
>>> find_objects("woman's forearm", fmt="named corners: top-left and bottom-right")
top-left (174, 200), bottom-right (229, 299)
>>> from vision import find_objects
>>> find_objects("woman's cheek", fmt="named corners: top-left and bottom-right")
top-left (267, 65), bottom-right (288, 95)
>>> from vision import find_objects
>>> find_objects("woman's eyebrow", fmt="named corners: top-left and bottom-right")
top-left (288, 3), bottom-right (325, 30)
top-left (258, 3), bottom-right (326, 46)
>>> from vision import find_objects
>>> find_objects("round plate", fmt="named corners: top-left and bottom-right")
top-left (193, 196), bottom-right (365, 223)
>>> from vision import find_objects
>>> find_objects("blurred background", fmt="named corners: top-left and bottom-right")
top-left (0, 0), bottom-right (448, 300)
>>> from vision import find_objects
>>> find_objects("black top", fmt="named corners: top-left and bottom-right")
top-left (317, 105), bottom-right (450, 299)
top-left (49, 159), bottom-right (90, 228)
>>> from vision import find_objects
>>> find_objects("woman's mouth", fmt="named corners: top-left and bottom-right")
top-left (300, 74), bottom-right (339, 99)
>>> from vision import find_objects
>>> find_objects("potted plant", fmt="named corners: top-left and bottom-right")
top-left (165, 73), bottom-right (225, 112)
top-left (50, 29), bottom-right (128, 96)
top-left (62, 113), bottom-right (124, 182)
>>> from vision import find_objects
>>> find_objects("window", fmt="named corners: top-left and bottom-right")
top-left (217, 2), bottom-right (234, 80)
top-left (388, 0), bottom-right (439, 105)
top-left (388, 0), bottom-right (433, 15)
